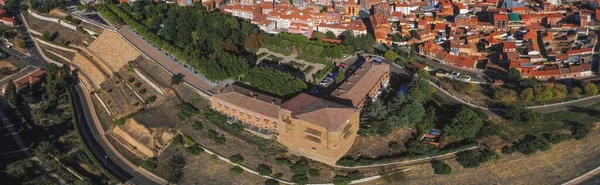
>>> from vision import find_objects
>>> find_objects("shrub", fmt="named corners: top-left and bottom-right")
top-left (186, 144), bottom-right (203, 155)
top-left (139, 88), bottom-right (147, 94)
top-left (273, 173), bottom-right (283, 178)
top-left (230, 154), bottom-right (245, 164)
top-left (128, 77), bottom-right (135, 82)
top-left (333, 171), bottom-right (362, 185)
top-left (455, 149), bottom-right (498, 168)
top-left (571, 125), bottom-right (589, 140)
top-left (76, 26), bottom-right (87, 34)
top-left (265, 179), bottom-right (279, 185)
top-left (275, 157), bottom-right (292, 166)
top-left (290, 158), bottom-right (310, 175)
top-left (336, 157), bottom-right (358, 167)
top-left (178, 103), bottom-right (198, 120)
top-left (543, 133), bottom-right (571, 144)
top-left (291, 174), bottom-right (309, 184)
top-left (501, 145), bottom-right (516, 154)
top-left (140, 158), bottom-right (157, 171)
top-left (147, 95), bottom-right (157, 103)
top-left (431, 161), bottom-right (452, 175)
top-left (388, 141), bottom-right (405, 151)
top-left (256, 164), bottom-right (272, 176)
top-left (514, 136), bottom-right (551, 155)
top-left (230, 166), bottom-right (243, 175)
top-left (308, 168), bottom-right (320, 177)
top-left (172, 134), bottom-right (184, 147)
top-left (135, 82), bottom-right (142, 87)
top-left (192, 121), bottom-right (203, 130)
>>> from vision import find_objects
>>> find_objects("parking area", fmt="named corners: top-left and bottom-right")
top-left (311, 55), bottom-right (383, 96)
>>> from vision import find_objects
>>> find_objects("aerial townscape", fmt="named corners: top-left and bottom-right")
top-left (0, 0), bottom-right (600, 184)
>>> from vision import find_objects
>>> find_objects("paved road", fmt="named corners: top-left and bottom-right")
top-left (0, 65), bottom-right (38, 87)
top-left (70, 83), bottom-right (162, 185)
top-left (117, 26), bottom-right (216, 95)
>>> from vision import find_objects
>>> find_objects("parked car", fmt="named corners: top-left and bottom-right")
top-left (339, 63), bottom-right (347, 68)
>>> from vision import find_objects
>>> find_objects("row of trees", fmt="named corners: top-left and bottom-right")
top-left (262, 32), bottom-right (353, 63)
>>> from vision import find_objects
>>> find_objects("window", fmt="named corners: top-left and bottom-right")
top-left (240, 110), bottom-right (244, 114)
top-left (273, 121), bottom-right (278, 125)
top-left (343, 124), bottom-right (352, 133)
top-left (232, 107), bottom-right (236, 111)
top-left (305, 135), bottom-right (321, 143)
top-left (256, 115), bottom-right (260, 119)
top-left (304, 128), bottom-right (322, 136)
top-left (264, 119), bottom-right (269, 122)
top-left (343, 130), bottom-right (352, 140)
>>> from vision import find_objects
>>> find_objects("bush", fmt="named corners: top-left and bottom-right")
top-left (431, 161), bottom-right (452, 175)
top-left (388, 141), bottom-right (405, 151)
top-left (230, 154), bottom-right (245, 164)
top-left (455, 149), bottom-right (498, 168)
top-left (139, 88), bottom-right (147, 94)
top-left (513, 135), bottom-right (551, 155)
top-left (333, 171), bottom-right (362, 185)
top-left (256, 164), bottom-right (272, 176)
top-left (273, 173), bottom-right (283, 178)
top-left (265, 179), bottom-right (279, 185)
top-left (146, 95), bottom-right (157, 103)
top-left (291, 174), bottom-right (309, 184)
top-left (178, 103), bottom-right (198, 120)
top-left (230, 166), bottom-right (243, 175)
top-left (501, 145), bottom-right (516, 154)
top-left (76, 26), bottom-right (87, 34)
top-left (308, 168), bottom-right (320, 177)
top-left (543, 133), bottom-right (571, 144)
top-left (336, 157), bottom-right (358, 167)
top-left (275, 157), bottom-right (292, 166)
top-left (172, 134), bottom-right (184, 147)
top-left (140, 158), bottom-right (157, 171)
top-left (192, 121), bottom-right (203, 130)
top-left (290, 158), bottom-right (310, 175)
top-left (186, 144), bottom-right (203, 155)
top-left (571, 125), bottom-right (589, 140)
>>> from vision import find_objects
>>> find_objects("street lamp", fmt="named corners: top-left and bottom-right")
top-left (104, 155), bottom-right (108, 165)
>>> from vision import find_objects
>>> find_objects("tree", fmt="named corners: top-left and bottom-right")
top-left (229, 154), bottom-right (245, 164)
top-left (265, 179), bottom-right (280, 185)
top-left (384, 50), bottom-right (398, 61)
top-left (312, 31), bottom-right (326, 39)
top-left (388, 141), bottom-right (405, 151)
top-left (335, 70), bottom-right (346, 84)
top-left (493, 87), bottom-right (517, 103)
top-left (585, 83), bottom-right (598, 96)
top-left (171, 73), bottom-right (184, 85)
top-left (242, 67), bottom-right (308, 97)
top-left (506, 68), bottom-right (521, 83)
top-left (256, 164), bottom-right (273, 176)
top-left (308, 168), bottom-right (320, 177)
top-left (455, 149), bottom-right (497, 168)
top-left (519, 88), bottom-right (534, 101)
top-left (34, 141), bottom-right (58, 159)
top-left (552, 84), bottom-right (567, 100)
top-left (230, 166), bottom-right (243, 175)
top-left (571, 87), bottom-right (582, 98)
top-left (416, 68), bottom-right (429, 78)
top-left (407, 78), bottom-right (435, 103)
top-left (444, 108), bottom-right (483, 139)
top-left (326, 31), bottom-right (336, 39)
top-left (42, 30), bottom-right (51, 41)
top-left (431, 161), bottom-right (452, 174)
top-left (186, 144), bottom-right (203, 155)
top-left (399, 101), bottom-right (425, 125)
top-left (291, 174), bottom-right (309, 184)
top-left (4, 80), bottom-right (20, 106)
top-left (5, 159), bottom-right (36, 180)
top-left (290, 158), bottom-right (310, 175)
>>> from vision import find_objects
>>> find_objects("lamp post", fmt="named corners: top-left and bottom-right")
top-left (104, 155), bottom-right (108, 165)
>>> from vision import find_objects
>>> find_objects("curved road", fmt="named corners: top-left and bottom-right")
top-left (70, 82), bottom-right (163, 185)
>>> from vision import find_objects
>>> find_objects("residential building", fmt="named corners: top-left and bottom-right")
top-left (317, 20), bottom-right (367, 36)
top-left (332, 58), bottom-right (390, 108)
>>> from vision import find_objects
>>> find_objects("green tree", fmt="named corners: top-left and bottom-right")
top-left (326, 31), bottom-right (336, 39)
top-left (230, 166), bottom-right (243, 175)
top-left (5, 159), bottom-right (36, 180)
top-left (42, 30), bottom-right (51, 41)
top-left (256, 164), bottom-right (273, 176)
top-left (312, 31), bottom-right (326, 39)
top-left (399, 101), bottom-right (425, 125)
top-left (290, 158), bottom-right (310, 175)
top-left (585, 83), bottom-right (598, 96)
top-left (265, 179), bottom-right (280, 185)
top-left (384, 50), bottom-right (398, 61)
top-left (506, 68), bottom-right (521, 83)
top-left (171, 73), bottom-right (184, 85)
top-left (335, 70), bottom-right (345, 84)
top-left (230, 154), bottom-right (245, 164)
top-left (407, 78), bottom-right (435, 103)
top-left (291, 174), bottom-right (309, 184)
top-left (571, 87), bottom-right (582, 97)
top-left (431, 161), bottom-right (452, 174)
top-left (552, 84), bottom-right (567, 100)
top-left (417, 107), bottom-right (436, 133)
top-left (444, 108), bottom-right (483, 139)
top-left (416, 68), bottom-right (429, 78)
top-left (493, 87), bottom-right (517, 103)
top-left (519, 87), bottom-right (534, 101)
top-left (242, 67), bottom-right (308, 97)
top-left (4, 80), bottom-right (20, 106)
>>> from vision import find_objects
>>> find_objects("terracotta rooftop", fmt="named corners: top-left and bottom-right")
top-left (282, 93), bottom-right (357, 131)
top-left (333, 59), bottom-right (389, 107)
top-left (214, 84), bottom-right (282, 118)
